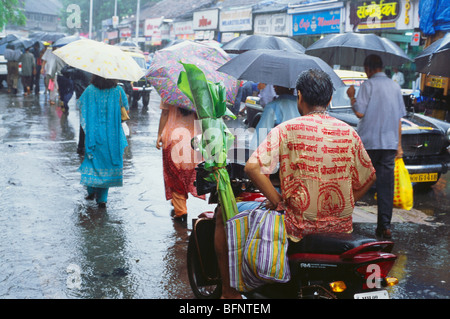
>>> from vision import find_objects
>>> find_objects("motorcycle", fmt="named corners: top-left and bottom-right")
top-left (187, 147), bottom-right (399, 299)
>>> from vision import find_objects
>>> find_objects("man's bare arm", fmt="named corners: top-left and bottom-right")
top-left (245, 161), bottom-right (282, 209)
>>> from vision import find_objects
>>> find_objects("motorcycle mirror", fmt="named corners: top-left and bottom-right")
top-left (191, 134), bottom-right (202, 151)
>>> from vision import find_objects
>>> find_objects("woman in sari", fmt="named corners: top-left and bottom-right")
top-left (78, 75), bottom-right (129, 208)
top-left (156, 102), bottom-right (204, 220)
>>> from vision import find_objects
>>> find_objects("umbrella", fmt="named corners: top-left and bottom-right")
top-left (6, 37), bottom-right (34, 50)
top-left (178, 62), bottom-right (238, 222)
top-left (53, 39), bottom-right (145, 82)
top-left (52, 35), bottom-right (86, 48)
top-left (146, 40), bottom-right (239, 112)
top-left (222, 34), bottom-right (306, 54)
top-left (0, 34), bottom-right (20, 45)
top-left (29, 32), bottom-right (66, 43)
top-left (217, 49), bottom-right (344, 89)
top-left (305, 33), bottom-right (412, 67)
top-left (414, 33), bottom-right (450, 77)
top-left (117, 41), bottom-right (139, 47)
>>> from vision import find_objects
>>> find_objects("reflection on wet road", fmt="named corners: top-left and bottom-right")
top-left (0, 90), bottom-right (448, 299)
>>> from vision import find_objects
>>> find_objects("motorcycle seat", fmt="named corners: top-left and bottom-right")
top-left (287, 232), bottom-right (377, 255)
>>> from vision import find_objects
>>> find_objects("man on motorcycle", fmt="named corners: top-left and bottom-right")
top-left (215, 69), bottom-right (376, 299)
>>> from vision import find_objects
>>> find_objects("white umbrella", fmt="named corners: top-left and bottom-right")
top-left (53, 39), bottom-right (145, 82)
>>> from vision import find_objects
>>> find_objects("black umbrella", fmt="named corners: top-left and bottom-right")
top-left (222, 34), bottom-right (306, 54)
top-left (305, 33), bottom-right (412, 67)
top-left (415, 33), bottom-right (450, 77)
top-left (217, 49), bottom-right (344, 89)
top-left (29, 32), bottom-right (66, 43)
top-left (117, 41), bottom-right (139, 47)
top-left (52, 35), bottom-right (85, 48)
top-left (0, 34), bottom-right (20, 45)
top-left (6, 37), bottom-right (34, 50)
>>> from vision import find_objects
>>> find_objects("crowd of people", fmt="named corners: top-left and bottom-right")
top-left (3, 42), bottom-right (406, 298)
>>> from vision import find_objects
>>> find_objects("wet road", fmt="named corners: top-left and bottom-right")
top-left (0, 87), bottom-right (448, 299)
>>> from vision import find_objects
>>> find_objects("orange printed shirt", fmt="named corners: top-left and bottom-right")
top-left (249, 114), bottom-right (375, 241)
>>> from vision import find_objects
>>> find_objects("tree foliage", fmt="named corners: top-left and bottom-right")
top-left (60, 0), bottom-right (158, 34)
top-left (0, 0), bottom-right (27, 31)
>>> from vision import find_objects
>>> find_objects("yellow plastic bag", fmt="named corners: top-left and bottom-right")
top-left (393, 158), bottom-right (413, 210)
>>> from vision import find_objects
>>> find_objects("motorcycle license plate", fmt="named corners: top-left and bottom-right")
top-left (354, 290), bottom-right (389, 299)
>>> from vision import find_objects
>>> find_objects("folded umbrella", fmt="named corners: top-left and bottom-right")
top-left (415, 32), bottom-right (450, 77)
top-left (222, 34), bottom-right (305, 54)
top-left (53, 39), bottom-right (145, 82)
top-left (217, 49), bottom-right (344, 89)
top-left (147, 40), bottom-right (239, 112)
top-left (305, 33), bottom-right (412, 67)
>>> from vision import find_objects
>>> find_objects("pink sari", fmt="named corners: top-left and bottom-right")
top-left (161, 103), bottom-right (204, 201)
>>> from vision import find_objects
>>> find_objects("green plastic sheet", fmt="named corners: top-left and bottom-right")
top-left (178, 62), bottom-right (238, 222)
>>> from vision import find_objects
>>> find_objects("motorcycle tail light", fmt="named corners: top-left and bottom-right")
top-left (385, 277), bottom-right (399, 287)
top-left (329, 281), bottom-right (347, 293)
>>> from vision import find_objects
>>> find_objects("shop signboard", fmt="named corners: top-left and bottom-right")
top-left (254, 13), bottom-right (290, 36)
top-left (145, 17), bottom-right (163, 45)
top-left (174, 20), bottom-right (194, 38)
top-left (219, 7), bottom-right (252, 32)
top-left (193, 9), bottom-right (219, 31)
top-left (350, 0), bottom-right (401, 30)
top-left (292, 9), bottom-right (341, 35)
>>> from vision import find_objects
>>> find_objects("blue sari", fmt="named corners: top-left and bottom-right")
top-left (77, 84), bottom-right (129, 189)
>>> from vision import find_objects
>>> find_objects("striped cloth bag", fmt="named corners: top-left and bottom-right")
top-left (227, 207), bottom-right (291, 292)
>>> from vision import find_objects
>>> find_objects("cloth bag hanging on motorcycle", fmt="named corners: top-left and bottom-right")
top-left (243, 208), bottom-right (291, 286)
top-left (393, 158), bottom-right (413, 210)
top-left (227, 210), bottom-right (251, 292)
top-left (227, 207), bottom-right (291, 292)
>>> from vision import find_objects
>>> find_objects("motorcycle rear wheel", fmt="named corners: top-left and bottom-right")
top-left (187, 234), bottom-right (222, 299)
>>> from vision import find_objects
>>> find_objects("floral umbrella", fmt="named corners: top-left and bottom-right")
top-left (178, 62), bottom-right (238, 222)
top-left (147, 40), bottom-right (239, 112)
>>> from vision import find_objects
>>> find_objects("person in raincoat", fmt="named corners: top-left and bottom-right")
top-left (156, 102), bottom-right (204, 220)
top-left (250, 85), bottom-right (300, 150)
top-left (77, 75), bottom-right (129, 208)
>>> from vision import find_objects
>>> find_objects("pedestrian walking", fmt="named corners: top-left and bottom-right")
top-left (31, 42), bottom-right (47, 94)
top-left (60, 65), bottom-right (92, 155)
top-left (77, 75), bottom-right (129, 208)
top-left (4, 47), bottom-right (21, 94)
top-left (41, 47), bottom-right (63, 104)
top-left (57, 67), bottom-right (74, 113)
top-left (156, 102), bottom-right (204, 221)
top-left (19, 47), bottom-right (36, 96)
top-left (347, 54), bottom-right (406, 239)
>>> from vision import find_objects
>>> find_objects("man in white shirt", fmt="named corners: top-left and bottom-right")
top-left (347, 54), bottom-right (406, 239)
top-left (392, 67), bottom-right (405, 88)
